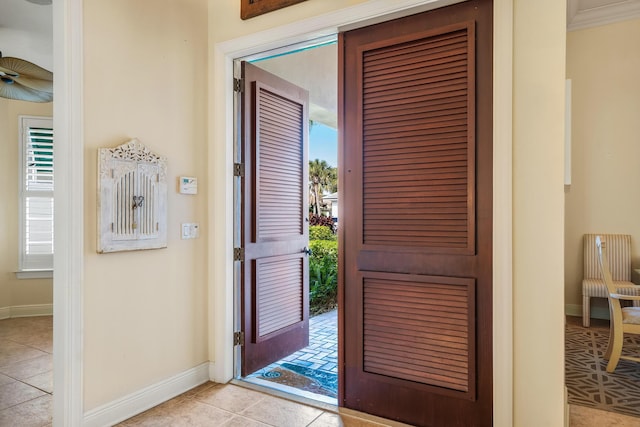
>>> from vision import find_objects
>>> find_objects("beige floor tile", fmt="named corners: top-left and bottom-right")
top-left (0, 342), bottom-right (49, 368)
top-left (0, 354), bottom-right (52, 381)
top-left (221, 414), bottom-right (270, 426)
top-left (0, 318), bottom-right (51, 342)
top-left (570, 405), bottom-right (640, 427)
top-left (0, 373), bottom-right (15, 387)
top-left (0, 394), bottom-right (52, 427)
top-left (0, 380), bottom-right (47, 411)
top-left (23, 370), bottom-right (53, 394)
top-left (195, 384), bottom-right (267, 413)
top-left (178, 381), bottom-right (216, 400)
top-left (22, 337), bottom-right (53, 354)
top-left (239, 393), bottom-right (324, 427)
top-left (309, 412), bottom-right (392, 427)
top-left (121, 399), bottom-right (234, 427)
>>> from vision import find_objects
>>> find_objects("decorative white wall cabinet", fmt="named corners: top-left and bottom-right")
top-left (98, 139), bottom-right (168, 253)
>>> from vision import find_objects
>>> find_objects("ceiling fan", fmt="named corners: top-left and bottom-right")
top-left (0, 52), bottom-right (53, 103)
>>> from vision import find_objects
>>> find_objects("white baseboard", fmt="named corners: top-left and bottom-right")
top-left (565, 303), bottom-right (610, 320)
top-left (83, 362), bottom-right (211, 427)
top-left (0, 304), bottom-right (53, 320)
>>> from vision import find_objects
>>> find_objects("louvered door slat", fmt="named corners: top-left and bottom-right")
top-left (363, 274), bottom-right (474, 393)
top-left (255, 255), bottom-right (304, 341)
top-left (363, 97), bottom-right (467, 120)
top-left (361, 24), bottom-right (475, 252)
top-left (256, 83), bottom-right (304, 239)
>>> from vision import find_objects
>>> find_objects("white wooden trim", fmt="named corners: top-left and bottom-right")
top-left (15, 270), bottom-right (53, 279)
top-left (9, 304), bottom-right (54, 318)
top-left (83, 363), bottom-right (210, 427)
top-left (567, 0), bottom-right (640, 31)
top-left (53, 0), bottom-right (84, 425)
top-left (0, 305), bottom-right (53, 320)
top-left (216, 0), bottom-right (466, 57)
top-left (211, 1), bottom-right (514, 425)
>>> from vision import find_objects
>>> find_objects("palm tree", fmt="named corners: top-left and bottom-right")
top-left (309, 159), bottom-right (337, 215)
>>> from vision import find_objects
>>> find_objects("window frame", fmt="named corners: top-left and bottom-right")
top-left (17, 115), bottom-right (54, 278)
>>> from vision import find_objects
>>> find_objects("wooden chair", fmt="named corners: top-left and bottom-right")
top-left (596, 236), bottom-right (640, 372)
top-left (582, 233), bottom-right (640, 327)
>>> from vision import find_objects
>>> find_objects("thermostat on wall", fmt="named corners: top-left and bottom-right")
top-left (179, 176), bottom-right (198, 194)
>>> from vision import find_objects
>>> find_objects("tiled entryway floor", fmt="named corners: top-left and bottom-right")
top-left (117, 382), bottom-right (640, 427)
top-left (3, 314), bottom-right (640, 426)
top-left (245, 310), bottom-right (338, 401)
top-left (117, 382), bottom-right (405, 426)
top-left (0, 315), bottom-right (53, 427)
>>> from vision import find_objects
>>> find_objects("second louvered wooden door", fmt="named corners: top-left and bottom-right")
top-left (341, 1), bottom-right (493, 426)
top-left (240, 62), bottom-right (310, 376)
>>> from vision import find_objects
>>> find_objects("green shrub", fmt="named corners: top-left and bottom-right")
top-left (309, 239), bottom-right (338, 315)
top-left (309, 225), bottom-right (336, 241)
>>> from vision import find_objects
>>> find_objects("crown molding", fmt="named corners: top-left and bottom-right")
top-left (568, 0), bottom-right (640, 31)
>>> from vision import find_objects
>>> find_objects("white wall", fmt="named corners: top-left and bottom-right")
top-left (565, 18), bottom-right (640, 317)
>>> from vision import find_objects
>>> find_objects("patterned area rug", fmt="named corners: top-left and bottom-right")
top-left (566, 318), bottom-right (640, 418)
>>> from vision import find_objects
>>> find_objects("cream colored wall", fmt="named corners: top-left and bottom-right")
top-left (0, 99), bottom-right (53, 312)
top-left (82, 0), bottom-right (209, 410)
top-left (565, 19), bottom-right (640, 316)
top-left (513, 0), bottom-right (566, 425)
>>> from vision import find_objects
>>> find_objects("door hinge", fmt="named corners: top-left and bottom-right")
top-left (233, 247), bottom-right (245, 262)
top-left (233, 78), bottom-right (244, 93)
top-left (233, 163), bottom-right (245, 177)
top-left (233, 331), bottom-right (245, 346)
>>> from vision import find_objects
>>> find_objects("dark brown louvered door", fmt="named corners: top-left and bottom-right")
top-left (240, 62), bottom-right (310, 376)
top-left (340, 1), bottom-right (492, 426)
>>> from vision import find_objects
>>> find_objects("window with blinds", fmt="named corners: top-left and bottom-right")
top-left (19, 116), bottom-right (54, 272)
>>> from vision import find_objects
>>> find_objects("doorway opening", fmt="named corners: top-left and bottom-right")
top-left (233, 37), bottom-right (339, 405)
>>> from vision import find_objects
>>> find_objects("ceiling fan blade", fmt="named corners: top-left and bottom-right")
top-left (13, 75), bottom-right (53, 93)
top-left (0, 65), bottom-right (19, 77)
top-left (0, 80), bottom-right (53, 102)
top-left (0, 57), bottom-right (52, 82)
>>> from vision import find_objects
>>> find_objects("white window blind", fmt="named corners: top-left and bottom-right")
top-left (19, 116), bottom-right (54, 272)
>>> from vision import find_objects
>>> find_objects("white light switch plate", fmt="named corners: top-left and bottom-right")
top-left (181, 223), bottom-right (199, 239)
